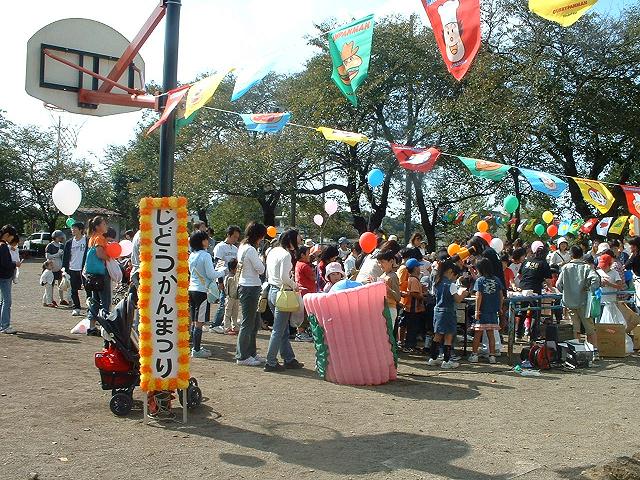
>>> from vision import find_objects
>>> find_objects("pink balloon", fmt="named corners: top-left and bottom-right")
top-left (303, 282), bottom-right (397, 385)
top-left (324, 199), bottom-right (339, 216)
top-left (313, 214), bottom-right (324, 226)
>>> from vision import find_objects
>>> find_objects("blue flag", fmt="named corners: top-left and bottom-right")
top-left (240, 112), bottom-right (291, 133)
top-left (518, 167), bottom-right (568, 198)
top-left (231, 61), bottom-right (275, 102)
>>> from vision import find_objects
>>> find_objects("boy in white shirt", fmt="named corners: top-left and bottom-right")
top-left (40, 260), bottom-right (56, 307)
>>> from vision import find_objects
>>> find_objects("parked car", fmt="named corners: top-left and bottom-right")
top-left (22, 231), bottom-right (51, 257)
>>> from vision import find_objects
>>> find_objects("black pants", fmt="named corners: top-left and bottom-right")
top-left (69, 270), bottom-right (84, 309)
top-left (404, 311), bottom-right (425, 348)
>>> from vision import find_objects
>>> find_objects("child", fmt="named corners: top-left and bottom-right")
top-left (469, 258), bottom-right (504, 364)
top-left (9, 237), bottom-right (21, 284)
top-left (59, 268), bottom-right (72, 305)
top-left (501, 254), bottom-right (515, 291)
top-left (377, 250), bottom-right (401, 328)
top-left (401, 258), bottom-right (426, 353)
top-left (223, 259), bottom-right (239, 335)
top-left (323, 262), bottom-right (345, 292)
top-left (428, 260), bottom-right (468, 368)
top-left (397, 248), bottom-right (420, 348)
top-left (40, 260), bottom-right (56, 307)
top-left (294, 246), bottom-right (316, 342)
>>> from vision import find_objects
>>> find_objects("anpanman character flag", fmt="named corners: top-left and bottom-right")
top-left (572, 178), bottom-right (615, 214)
top-left (316, 127), bottom-right (368, 146)
top-left (529, 0), bottom-right (598, 27)
top-left (608, 216), bottom-right (629, 236)
top-left (621, 185), bottom-right (640, 218)
top-left (390, 144), bottom-right (441, 173)
top-left (580, 218), bottom-right (598, 234)
top-left (184, 68), bottom-right (233, 119)
top-left (458, 157), bottom-right (510, 181)
top-left (595, 217), bottom-right (613, 237)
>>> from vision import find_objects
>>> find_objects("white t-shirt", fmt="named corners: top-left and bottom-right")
top-left (266, 246), bottom-right (297, 289)
top-left (508, 262), bottom-right (522, 288)
top-left (69, 236), bottom-right (87, 271)
top-left (550, 250), bottom-right (571, 266)
top-left (338, 248), bottom-right (350, 261)
top-left (40, 269), bottom-right (54, 285)
top-left (214, 241), bottom-right (239, 265)
top-left (237, 244), bottom-right (265, 287)
top-left (598, 268), bottom-right (621, 297)
top-left (355, 251), bottom-right (383, 283)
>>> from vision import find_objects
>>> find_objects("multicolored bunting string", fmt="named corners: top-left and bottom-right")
top-left (572, 177), bottom-right (616, 214)
top-left (316, 127), bottom-right (368, 146)
top-left (421, 0), bottom-right (481, 81)
top-left (580, 218), bottom-right (598, 234)
top-left (231, 60), bottom-right (275, 102)
top-left (528, 0), bottom-right (598, 27)
top-left (608, 216), bottom-right (629, 236)
top-left (327, 14), bottom-right (375, 107)
top-left (518, 167), bottom-right (568, 198)
top-left (146, 85), bottom-right (190, 136)
top-left (240, 112), bottom-right (291, 133)
top-left (595, 217), bottom-right (613, 237)
top-left (391, 144), bottom-right (441, 173)
top-left (621, 185), bottom-right (640, 218)
top-left (184, 69), bottom-right (233, 119)
top-left (458, 157), bottom-right (511, 181)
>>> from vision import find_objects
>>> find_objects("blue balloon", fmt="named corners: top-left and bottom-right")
top-left (367, 169), bottom-right (385, 188)
top-left (331, 279), bottom-right (363, 291)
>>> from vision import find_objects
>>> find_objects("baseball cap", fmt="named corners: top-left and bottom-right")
top-left (338, 237), bottom-right (348, 245)
top-left (596, 242), bottom-right (610, 254)
top-left (406, 258), bottom-right (425, 270)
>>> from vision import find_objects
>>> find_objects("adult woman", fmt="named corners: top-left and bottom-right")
top-left (188, 231), bottom-right (226, 358)
top-left (356, 240), bottom-right (402, 283)
top-left (264, 229), bottom-right (304, 372)
top-left (235, 222), bottom-right (268, 366)
top-left (550, 237), bottom-right (571, 266)
top-left (408, 232), bottom-right (423, 249)
top-left (85, 216), bottom-right (111, 337)
top-left (0, 225), bottom-right (18, 334)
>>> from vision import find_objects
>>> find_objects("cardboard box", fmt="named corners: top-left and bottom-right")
top-left (619, 303), bottom-right (640, 333)
top-left (596, 323), bottom-right (627, 358)
top-left (632, 326), bottom-right (640, 350)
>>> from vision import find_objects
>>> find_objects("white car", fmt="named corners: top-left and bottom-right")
top-left (22, 231), bottom-right (51, 256)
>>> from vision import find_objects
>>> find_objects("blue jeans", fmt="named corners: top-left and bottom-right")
top-left (87, 277), bottom-right (111, 327)
top-left (0, 278), bottom-right (12, 330)
top-left (266, 285), bottom-right (295, 367)
top-left (212, 287), bottom-right (225, 326)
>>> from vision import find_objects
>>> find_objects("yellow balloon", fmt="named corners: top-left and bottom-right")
top-left (542, 211), bottom-right (554, 224)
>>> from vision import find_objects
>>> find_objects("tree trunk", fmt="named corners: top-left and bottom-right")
top-left (411, 173), bottom-right (437, 252)
top-left (258, 192), bottom-right (280, 227)
top-left (506, 168), bottom-right (521, 243)
top-left (197, 208), bottom-right (208, 226)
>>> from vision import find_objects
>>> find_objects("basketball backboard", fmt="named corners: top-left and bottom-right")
top-left (26, 18), bottom-right (147, 116)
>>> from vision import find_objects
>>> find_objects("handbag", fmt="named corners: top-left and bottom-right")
top-left (85, 273), bottom-right (105, 293)
top-left (193, 261), bottom-right (220, 304)
top-left (275, 286), bottom-right (300, 312)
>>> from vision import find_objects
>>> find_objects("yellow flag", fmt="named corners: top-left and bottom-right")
top-left (529, 0), bottom-right (598, 27)
top-left (525, 218), bottom-right (537, 232)
top-left (572, 177), bottom-right (615, 214)
top-left (184, 69), bottom-right (232, 119)
top-left (316, 127), bottom-right (368, 147)
top-left (608, 216), bottom-right (629, 236)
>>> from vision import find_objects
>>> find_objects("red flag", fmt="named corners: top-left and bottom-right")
top-left (621, 185), bottom-right (640, 218)
top-left (580, 218), bottom-right (598, 234)
top-left (390, 144), bottom-right (441, 173)
top-left (421, 0), bottom-right (481, 81)
top-left (147, 85), bottom-right (190, 136)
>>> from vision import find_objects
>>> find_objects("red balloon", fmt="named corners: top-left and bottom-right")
top-left (359, 232), bottom-right (378, 254)
top-left (474, 231), bottom-right (492, 245)
top-left (547, 225), bottom-right (558, 237)
top-left (105, 241), bottom-right (122, 258)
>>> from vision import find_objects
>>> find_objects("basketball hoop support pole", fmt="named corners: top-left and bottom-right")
top-left (158, 0), bottom-right (181, 197)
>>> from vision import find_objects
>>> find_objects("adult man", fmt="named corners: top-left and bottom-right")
top-left (557, 245), bottom-right (601, 359)
top-left (211, 225), bottom-right (242, 333)
top-left (62, 222), bottom-right (88, 316)
top-left (337, 237), bottom-right (350, 261)
top-left (46, 230), bottom-right (67, 306)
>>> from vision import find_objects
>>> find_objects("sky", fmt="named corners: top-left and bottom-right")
top-left (1, 0), bottom-right (631, 161)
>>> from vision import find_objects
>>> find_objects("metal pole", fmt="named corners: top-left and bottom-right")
top-left (158, 0), bottom-right (181, 197)
top-left (404, 173), bottom-right (412, 245)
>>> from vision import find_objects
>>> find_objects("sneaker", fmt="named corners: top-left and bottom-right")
top-left (294, 333), bottom-right (314, 342)
top-left (224, 328), bottom-right (238, 335)
top-left (86, 328), bottom-right (101, 337)
top-left (236, 357), bottom-right (262, 366)
top-left (450, 354), bottom-right (462, 362)
top-left (264, 363), bottom-right (286, 372)
top-left (441, 360), bottom-right (460, 369)
top-left (191, 348), bottom-right (211, 358)
top-left (252, 354), bottom-right (267, 365)
top-left (60, 300), bottom-right (70, 306)
top-left (592, 350), bottom-right (600, 362)
top-left (211, 326), bottom-right (225, 334)
top-left (1, 327), bottom-right (17, 334)
top-left (489, 356), bottom-right (497, 364)
top-left (72, 309), bottom-right (81, 317)
top-left (468, 354), bottom-right (479, 363)
top-left (284, 359), bottom-right (304, 369)
top-left (427, 358), bottom-right (442, 366)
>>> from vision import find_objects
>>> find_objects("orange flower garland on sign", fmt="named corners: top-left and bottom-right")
top-left (138, 196), bottom-right (190, 392)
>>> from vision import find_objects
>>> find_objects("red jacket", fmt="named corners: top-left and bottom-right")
top-left (295, 261), bottom-right (317, 296)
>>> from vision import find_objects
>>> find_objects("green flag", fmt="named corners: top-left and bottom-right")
top-left (328, 14), bottom-right (375, 107)
top-left (458, 157), bottom-right (511, 181)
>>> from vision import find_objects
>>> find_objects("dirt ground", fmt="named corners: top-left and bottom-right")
top-left (1, 260), bottom-right (640, 480)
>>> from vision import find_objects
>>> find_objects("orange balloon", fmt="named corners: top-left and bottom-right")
top-left (359, 232), bottom-right (378, 254)
top-left (477, 220), bottom-right (489, 233)
top-left (447, 243), bottom-right (461, 256)
top-left (267, 226), bottom-right (277, 238)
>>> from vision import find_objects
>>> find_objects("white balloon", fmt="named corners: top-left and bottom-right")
top-left (119, 240), bottom-right (133, 257)
top-left (490, 237), bottom-right (504, 253)
top-left (324, 199), bottom-right (338, 216)
top-left (52, 180), bottom-right (82, 216)
top-left (313, 214), bottom-right (324, 226)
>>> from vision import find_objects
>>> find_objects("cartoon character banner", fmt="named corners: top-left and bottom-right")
top-left (240, 112), bottom-right (291, 134)
top-left (529, 0), bottom-right (598, 27)
top-left (518, 167), bottom-right (568, 198)
top-left (595, 217), bottom-right (613, 237)
top-left (572, 178), bottom-right (615, 214)
top-left (231, 60), bottom-right (275, 102)
top-left (621, 185), bottom-right (640, 218)
top-left (184, 69), bottom-right (232, 119)
top-left (390, 144), bottom-right (441, 173)
top-left (580, 217), bottom-right (598, 234)
top-left (608, 216), bottom-right (629, 236)
top-left (138, 197), bottom-right (190, 392)
top-left (328, 14), bottom-right (375, 107)
top-left (458, 157), bottom-right (510, 181)
top-left (421, 0), bottom-right (481, 81)
top-left (317, 127), bottom-right (368, 146)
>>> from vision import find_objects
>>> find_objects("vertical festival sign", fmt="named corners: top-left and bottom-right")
top-left (138, 197), bottom-right (190, 392)
top-left (421, 0), bottom-right (481, 80)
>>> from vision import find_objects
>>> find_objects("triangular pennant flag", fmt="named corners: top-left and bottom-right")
top-left (620, 185), bottom-right (640, 218)
top-left (569, 218), bottom-right (584, 234)
top-left (608, 216), bottom-right (629, 236)
top-left (595, 217), bottom-right (613, 237)
top-left (421, 0), bottom-right (481, 80)
top-left (240, 112), bottom-right (291, 134)
top-left (391, 144), bottom-right (441, 173)
top-left (316, 127), bottom-right (368, 147)
top-left (146, 85), bottom-right (190, 136)
top-left (231, 60), bottom-right (275, 102)
top-left (517, 219), bottom-right (527, 233)
top-left (572, 178), bottom-right (615, 214)
top-left (184, 69), bottom-right (232, 119)
top-left (458, 157), bottom-right (510, 181)
top-left (328, 14), bottom-right (375, 107)
top-left (580, 218), bottom-right (598, 234)
top-left (529, 0), bottom-right (598, 27)
top-left (454, 211), bottom-right (465, 224)
top-left (465, 213), bottom-right (479, 226)
top-left (525, 218), bottom-right (538, 232)
top-left (518, 167), bottom-right (568, 198)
